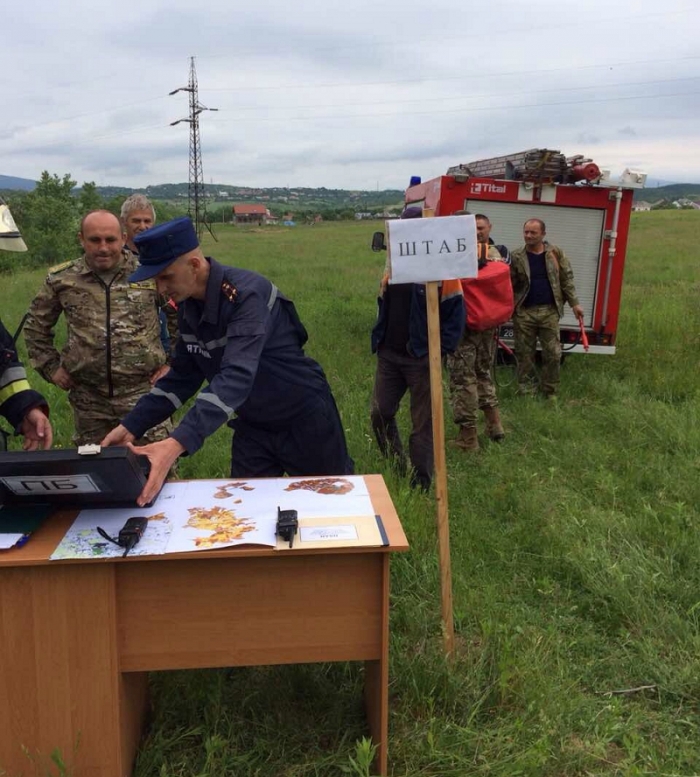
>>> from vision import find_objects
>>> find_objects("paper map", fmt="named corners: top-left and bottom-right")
top-left (51, 476), bottom-right (374, 560)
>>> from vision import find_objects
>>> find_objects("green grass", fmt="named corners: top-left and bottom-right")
top-left (3, 211), bottom-right (700, 776)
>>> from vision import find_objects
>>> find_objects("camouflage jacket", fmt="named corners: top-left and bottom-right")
top-left (125, 247), bottom-right (180, 357)
top-left (24, 251), bottom-right (167, 397)
top-left (509, 243), bottom-right (580, 318)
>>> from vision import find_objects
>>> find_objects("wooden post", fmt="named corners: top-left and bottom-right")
top-left (425, 280), bottom-right (455, 657)
top-left (387, 205), bottom-right (468, 659)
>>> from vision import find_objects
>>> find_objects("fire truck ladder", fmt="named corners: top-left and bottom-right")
top-left (447, 148), bottom-right (600, 184)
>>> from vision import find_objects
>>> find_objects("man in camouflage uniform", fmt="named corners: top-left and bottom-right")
top-left (120, 193), bottom-right (155, 250)
top-left (120, 194), bottom-right (178, 355)
top-left (509, 218), bottom-right (584, 398)
top-left (448, 214), bottom-right (510, 451)
top-left (24, 210), bottom-right (173, 445)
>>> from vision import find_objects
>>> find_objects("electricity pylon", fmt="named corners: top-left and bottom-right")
top-left (170, 57), bottom-right (218, 239)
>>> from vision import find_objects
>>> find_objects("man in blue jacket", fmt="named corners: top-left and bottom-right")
top-left (370, 206), bottom-right (465, 491)
top-left (102, 216), bottom-right (353, 506)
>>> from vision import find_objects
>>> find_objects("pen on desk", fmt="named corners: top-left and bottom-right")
top-left (14, 534), bottom-right (30, 550)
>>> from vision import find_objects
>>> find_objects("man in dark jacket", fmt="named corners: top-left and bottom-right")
top-left (0, 320), bottom-right (52, 450)
top-left (0, 199), bottom-right (52, 450)
top-left (370, 206), bottom-right (465, 491)
top-left (102, 216), bottom-right (353, 506)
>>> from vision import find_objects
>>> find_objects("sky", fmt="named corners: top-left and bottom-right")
top-left (3, 0), bottom-right (699, 191)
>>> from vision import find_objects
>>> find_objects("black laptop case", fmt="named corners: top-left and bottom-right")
top-left (0, 446), bottom-right (151, 507)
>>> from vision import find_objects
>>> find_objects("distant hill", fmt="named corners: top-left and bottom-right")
top-left (0, 175), bottom-right (403, 211)
top-left (633, 183), bottom-right (700, 202)
top-left (0, 174), bottom-right (36, 191)
top-left (6, 171), bottom-right (697, 208)
top-left (91, 183), bottom-right (405, 211)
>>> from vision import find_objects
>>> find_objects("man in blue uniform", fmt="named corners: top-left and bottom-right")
top-left (102, 216), bottom-right (353, 505)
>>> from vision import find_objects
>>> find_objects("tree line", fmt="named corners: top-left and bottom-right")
top-left (1, 172), bottom-right (185, 273)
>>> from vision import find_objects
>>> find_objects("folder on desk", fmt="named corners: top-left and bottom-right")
top-left (0, 504), bottom-right (53, 550)
top-left (275, 514), bottom-right (388, 551)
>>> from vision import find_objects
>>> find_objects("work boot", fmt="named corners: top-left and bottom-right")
top-left (516, 384), bottom-right (535, 396)
top-left (410, 471), bottom-right (431, 492)
top-left (453, 425), bottom-right (479, 451)
top-left (483, 407), bottom-right (505, 442)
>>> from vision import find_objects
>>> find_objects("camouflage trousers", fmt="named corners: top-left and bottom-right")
top-left (513, 304), bottom-right (561, 396)
top-left (447, 327), bottom-right (498, 427)
top-left (68, 383), bottom-right (173, 446)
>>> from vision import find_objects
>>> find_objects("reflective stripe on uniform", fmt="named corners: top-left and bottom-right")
top-left (181, 332), bottom-right (228, 352)
top-left (203, 336), bottom-right (228, 351)
top-left (0, 366), bottom-right (28, 388)
top-left (149, 386), bottom-right (182, 409)
top-left (0, 378), bottom-right (32, 405)
top-left (267, 283), bottom-right (278, 310)
top-left (195, 391), bottom-right (234, 418)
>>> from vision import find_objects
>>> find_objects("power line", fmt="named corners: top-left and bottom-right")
top-left (196, 6), bottom-right (695, 60)
top-left (199, 55), bottom-right (700, 94)
top-left (204, 76), bottom-right (700, 116)
top-left (9, 86), bottom-right (699, 151)
top-left (203, 88), bottom-right (700, 124)
top-left (7, 55), bottom-right (699, 138)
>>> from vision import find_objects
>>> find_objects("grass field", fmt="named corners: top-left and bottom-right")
top-left (3, 210), bottom-right (700, 776)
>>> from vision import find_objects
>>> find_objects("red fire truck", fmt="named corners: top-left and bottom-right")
top-left (403, 149), bottom-right (646, 354)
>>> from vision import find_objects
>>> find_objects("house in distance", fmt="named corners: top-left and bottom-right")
top-left (232, 204), bottom-right (277, 225)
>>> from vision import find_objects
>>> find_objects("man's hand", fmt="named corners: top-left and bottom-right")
top-left (101, 424), bottom-right (136, 447)
top-left (150, 364), bottom-right (171, 385)
top-left (572, 304), bottom-right (585, 321)
top-left (20, 408), bottom-right (53, 451)
top-left (127, 438), bottom-right (185, 507)
top-left (52, 365), bottom-right (74, 390)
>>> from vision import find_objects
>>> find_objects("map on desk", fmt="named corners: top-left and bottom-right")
top-left (50, 476), bottom-right (376, 560)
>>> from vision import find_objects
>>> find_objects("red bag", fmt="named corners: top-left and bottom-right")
top-left (461, 261), bottom-right (514, 331)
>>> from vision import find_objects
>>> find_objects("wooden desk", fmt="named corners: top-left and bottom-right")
top-left (0, 474), bottom-right (408, 777)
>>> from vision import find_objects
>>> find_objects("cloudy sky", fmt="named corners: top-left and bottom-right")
top-left (3, 0), bottom-right (698, 190)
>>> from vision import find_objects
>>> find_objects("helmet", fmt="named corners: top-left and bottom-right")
top-left (0, 199), bottom-right (27, 252)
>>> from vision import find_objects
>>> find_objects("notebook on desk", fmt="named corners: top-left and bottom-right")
top-left (0, 446), bottom-right (156, 509)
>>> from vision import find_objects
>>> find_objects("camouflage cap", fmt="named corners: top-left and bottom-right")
top-left (129, 216), bottom-right (198, 281)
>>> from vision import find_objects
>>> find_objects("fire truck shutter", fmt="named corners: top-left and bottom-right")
top-left (464, 201), bottom-right (605, 328)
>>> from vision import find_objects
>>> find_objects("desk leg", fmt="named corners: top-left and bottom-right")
top-left (0, 564), bottom-right (148, 777)
top-left (121, 671), bottom-right (150, 771)
top-left (364, 554), bottom-right (390, 776)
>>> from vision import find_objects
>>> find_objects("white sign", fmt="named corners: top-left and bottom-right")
top-left (0, 474), bottom-right (101, 496)
top-left (300, 525), bottom-right (359, 542)
top-left (387, 214), bottom-right (478, 283)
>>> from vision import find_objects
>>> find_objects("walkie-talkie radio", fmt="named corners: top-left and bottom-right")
top-left (97, 516), bottom-right (148, 557)
top-left (276, 506), bottom-right (298, 548)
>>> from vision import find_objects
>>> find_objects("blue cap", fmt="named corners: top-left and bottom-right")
top-left (129, 216), bottom-right (199, 282)
top-left (400, 206), bottom-right (422, 219)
